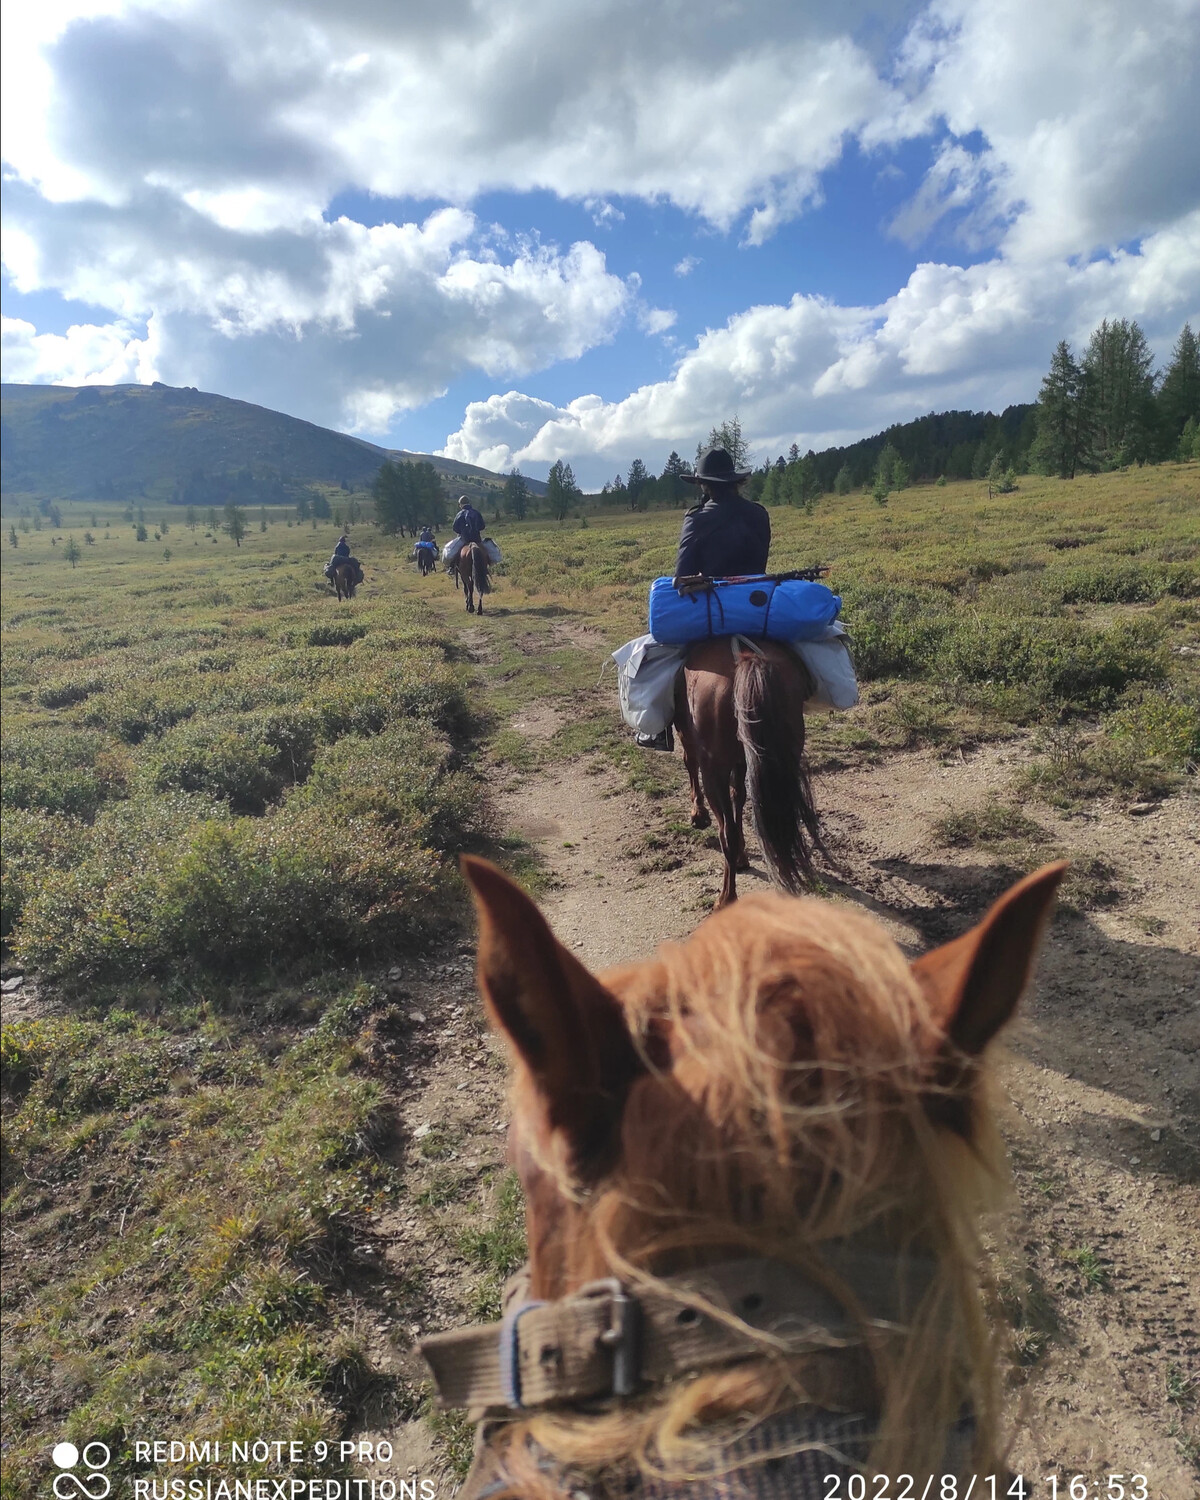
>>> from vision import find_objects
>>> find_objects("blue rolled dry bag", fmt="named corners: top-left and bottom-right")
top-left (648, 575), bottom-right (841, 646)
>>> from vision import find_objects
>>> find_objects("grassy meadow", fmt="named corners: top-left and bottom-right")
top-left (1, 463), bottom-right (1198, 1495)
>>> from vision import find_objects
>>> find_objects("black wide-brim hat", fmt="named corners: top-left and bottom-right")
top-left (683, 446), bottom-right (752, 486)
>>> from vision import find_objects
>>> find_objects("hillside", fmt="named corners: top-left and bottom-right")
top-left (0, 382), bottom-right (541, 508)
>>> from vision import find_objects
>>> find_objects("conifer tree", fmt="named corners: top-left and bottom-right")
top-left (503, 468), bottom-right (529, 520)
top-left (1081, 318), bottom-right (1157, 466)
top-left (700, 416), bottom-right (749, 469)
top-left (1157, 323), bottom-right (1200, 454)
top-left (626, 457), bottom-right (649, 511)
top-left (223, 503), bottom-right (247, 547)
top-left (1031, 341), bottom-right (1089, 478)
top-left (660, 451), bottom-right (690, 507)
top-left (546, 460), bottom-right (580, 521)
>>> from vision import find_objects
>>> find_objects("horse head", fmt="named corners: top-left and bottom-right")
top-left (460, 855), bottom-right (1066, 1486)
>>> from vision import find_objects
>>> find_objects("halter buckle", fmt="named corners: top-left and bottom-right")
top-left (581, 1278), bottom-right (642, 1397)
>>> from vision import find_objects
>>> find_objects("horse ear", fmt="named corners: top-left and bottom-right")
top-left (911, 861), bottom-right (1068, 1055)
top-left (461, 855), bottom-right (643, 1177)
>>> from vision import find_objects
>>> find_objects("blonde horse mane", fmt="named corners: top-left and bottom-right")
top-left (462, 860), bottom-right (1066, 1497)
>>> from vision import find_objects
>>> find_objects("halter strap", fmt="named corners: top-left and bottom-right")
top-left (420, 1249), bottom-right (935, 1417)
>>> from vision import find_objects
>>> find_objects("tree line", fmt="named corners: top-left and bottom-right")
top-left (560, 319), bottom-right (1198, 515)
top-left (1031, 321), bottom-right (1199, 477)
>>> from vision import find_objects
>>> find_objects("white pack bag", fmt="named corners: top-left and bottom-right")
top-left (442, 537), bottom-right (462, 564)
top-left (483, 538), bottom-right (502, 565)
top-left (611, 634), bottom-right (685, 736)
top-left (611, 623), bottom-right (858, 735)
top-left (793, 623), bottom-right (859, 711)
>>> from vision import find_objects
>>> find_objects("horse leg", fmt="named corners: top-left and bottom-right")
top-left (699, 752), bottom-right (738, 907)
top-left (674, 673), bottom-right (710, 828)
top-left (677, 713), bottom-right (710, 828)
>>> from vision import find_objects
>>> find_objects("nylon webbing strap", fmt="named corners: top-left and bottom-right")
top-left (420, 1250), bottom-right (934, 1415)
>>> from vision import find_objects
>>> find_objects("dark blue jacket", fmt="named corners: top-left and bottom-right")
top-left (675, 496), bottom-right (770, 579)
top-left (331, 536), bottom-right (351, 563)
top-left (453, 506), bottom-right (485, 544)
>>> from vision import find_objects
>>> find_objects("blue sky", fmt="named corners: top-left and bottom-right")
top-left (2, 0), bottom-right (1197, 488)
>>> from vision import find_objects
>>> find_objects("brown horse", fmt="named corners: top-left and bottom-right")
top-left (424, 856), bottom-right (1068, 1499)
top-left (453, 540), bottom-right (490, 613)
top-left (674, 636), bottom-right (821, 908)
top-left (329, 559), bottom-right (358, 600)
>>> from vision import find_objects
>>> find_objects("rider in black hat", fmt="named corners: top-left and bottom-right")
top-left (636, 447), bottom-right (772, 750)
top-left (674, 446), bottom-right (770, 580)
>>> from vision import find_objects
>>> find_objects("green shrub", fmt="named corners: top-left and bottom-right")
top-left (15, 803), bottom-right (448, 981)
top-left (1107, 694), bottom-right (1200, 766)
top-left (0, 727), bottom-right (126, 819)
top-left (0, 807), bottom-right (92, 938)
top-left (85, 685), bottom-right (198, 742)
top-left (37, 675), bottom-right (106, 709)
top-left (1053, 560), bottom-right (1198, 604)
top-left (307, 621), bottom-right (367, 647)
top-left (143, 723), bottom-right (290, 813)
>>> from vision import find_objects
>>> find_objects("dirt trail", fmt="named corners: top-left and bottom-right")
top-left (490, 710), bottom-right (1200, 1497)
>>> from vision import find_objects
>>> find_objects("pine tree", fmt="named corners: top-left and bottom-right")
top-left (64, 535), bottom-right (81, 568)
top-left (1031, 341), bottom-right (1089, 479)
top-left (660, 452), bottom-right (690, 507)
top-left (1082, 318), bottom-right (1156, 466)
top-left (503, 468), bottom-right (529, 520)
top-left (834, 464), bottom-right (852, 495)
top-left (1157, 323), bottom-right (1200, 455)
top-left (626, 458), bottom-right (649, 511)
top-left (700, 416), bottom-right (749, 469)
top-left (875, 443), bottom-right (900, 490)
top-left (223, 503), bottom-right (247, 547)
top-left (546, 460), bottom-right (580, 521)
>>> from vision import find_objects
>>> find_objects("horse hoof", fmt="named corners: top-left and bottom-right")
top-left (690, 809), bottom-right (711, 830)
top-left (735, 853), bottom-right (751, 872)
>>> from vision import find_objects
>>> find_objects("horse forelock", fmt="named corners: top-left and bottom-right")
top-left (497, 893), bottom-right (1007, 1492)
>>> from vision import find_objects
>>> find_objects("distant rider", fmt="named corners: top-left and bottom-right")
top-left (636, 446), bottom-right (770, 750)
top-left (326, 532), bottom-right (362, 585)
top-left (446, 497), bottom-right (487, 569)
top-left (453, 498), bottom-right (486, 544)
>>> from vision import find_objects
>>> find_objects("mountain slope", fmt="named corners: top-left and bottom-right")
top-left (0, 383), bottom-right (541, 505)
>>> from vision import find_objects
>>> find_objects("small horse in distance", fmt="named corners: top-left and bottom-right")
top-left (674, 636), bottom-right (820, 907)
top-left (423, 856), bottom-right (1068, 1498)
top-left (415, 543), bottom-right (438, 576)
top-left (329, 559), bottom-right (358, 601)
top-left (454, 541), bottom-right (490, 613)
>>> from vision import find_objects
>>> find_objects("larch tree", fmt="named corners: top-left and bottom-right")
top-left (1030, 340), bottom-right (1089, 479)
top-left (223, 502), bottom-right (247, 547)
top-left (1157, 323), bottom-right (1200, 456)
top-left (1082, 318), bottom-right (1157, 467)
top-left (546, 459), bottom-right (580, 521)
top-left (700, 415), bottom-right (750, 470)
top-left (503, 468), bottom-right (530, 520)
top-left (626, 457), bottom-right (649, 511)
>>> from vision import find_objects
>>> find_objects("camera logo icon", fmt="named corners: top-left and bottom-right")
top-left (52, 1441), bottom-right (111, 1498)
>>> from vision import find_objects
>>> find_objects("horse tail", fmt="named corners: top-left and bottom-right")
top-left (732, 645), bottom-right (821, 892)
top-left (473, 542), bottom-right (490, 595)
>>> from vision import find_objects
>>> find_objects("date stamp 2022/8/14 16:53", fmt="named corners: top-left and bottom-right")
top-left (819, 1476), bottom-right (1153, 1500)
